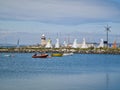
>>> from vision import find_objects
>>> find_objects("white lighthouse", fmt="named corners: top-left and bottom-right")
top-left (41, 34), bottom-right (47, 46)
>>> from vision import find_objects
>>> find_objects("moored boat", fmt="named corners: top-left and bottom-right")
top-left (63, 53), bottom-right (73, 56)
top-left (32, 53), bottom-right (48, 58)
top-left (51, 53), bottom-right (63, 57)
top-left (4, 54), bottom-right (15, 57)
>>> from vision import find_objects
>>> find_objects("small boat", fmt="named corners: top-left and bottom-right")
top-left (63, 53), bottom-right (73, 56)
top-left (4, 54), bottom-right (12, 57)
top-left (4, 54), bottom-right (15, 57)
top-left (51, 53), bottom-right (63, 57)
top-left (32, 53), bottom-right (48, 58)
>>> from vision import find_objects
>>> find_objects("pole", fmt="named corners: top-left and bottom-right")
top-left (105, 25), bottom-right (111, 48)
top-left (107, 27), bottom-right (109, 47)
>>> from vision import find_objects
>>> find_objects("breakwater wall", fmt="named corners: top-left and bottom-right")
top-left (0, 47), bottom-right (120, 54)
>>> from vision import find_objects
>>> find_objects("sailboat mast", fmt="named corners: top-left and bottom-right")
top-left (17, 39), bottom-right (20, 48)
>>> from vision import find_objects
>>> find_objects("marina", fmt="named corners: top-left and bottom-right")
top-left (0, 0), bottom-right (120, 90)
top-left (1, 33), bottom-right (120, 54)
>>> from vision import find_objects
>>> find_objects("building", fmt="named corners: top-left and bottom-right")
top-left (41, 34), bottom-right (47, 46)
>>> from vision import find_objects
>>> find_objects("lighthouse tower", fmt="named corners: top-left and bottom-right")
top-left (41, 34), bottom-right (47, 46)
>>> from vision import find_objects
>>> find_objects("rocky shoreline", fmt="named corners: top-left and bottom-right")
top-left (0, 47), bottom-right (120, 54)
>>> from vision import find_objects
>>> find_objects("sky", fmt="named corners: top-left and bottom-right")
top-left (0, 0), bottom-right (120, 45)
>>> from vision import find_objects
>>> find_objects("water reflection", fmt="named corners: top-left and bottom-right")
top-left (106, 73), bottom-right (109, 90)
top-left (0, 72), bottom-right (120, 90)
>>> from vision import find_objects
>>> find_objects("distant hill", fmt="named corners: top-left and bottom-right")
top-left (0, 43), bottom-right (16, 48)
top-left (0, 43), bottom-right (26, 48)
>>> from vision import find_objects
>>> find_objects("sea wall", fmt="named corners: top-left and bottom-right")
top-left (0, 47), bottom-right (120, 54)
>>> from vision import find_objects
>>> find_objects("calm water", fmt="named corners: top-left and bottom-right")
top-left (0, 53), bottom-right (120, 90)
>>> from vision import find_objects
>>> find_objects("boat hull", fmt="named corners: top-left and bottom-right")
top-left (63, 53), bottom-right (73, 56)
top-left (51, 53), bottom-right (63, 57)
top-left (32, 54), bottom-right (48, 58)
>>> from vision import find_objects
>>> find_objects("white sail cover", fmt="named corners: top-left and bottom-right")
top-left (98, 39), bottom-right (104, 48)
top-left (72, 39), bottom-right (78, 48)
top-left (55, 38), bottom-right (60, 48)
top-left (45, 39), bottom-right (52, 48)
top-left (63, 41), bottom-right (67, 47)
top-left (81, 38), bottom-right (88, 48)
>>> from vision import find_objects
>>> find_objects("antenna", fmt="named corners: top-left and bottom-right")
top-left (104, 25), bottom-right (111, 47)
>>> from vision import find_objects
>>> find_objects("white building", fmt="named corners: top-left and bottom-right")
top-left (41, 34), bottom-right (47, 46)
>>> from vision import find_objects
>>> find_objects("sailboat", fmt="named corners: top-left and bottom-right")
top-left (16, 39), bottom-right (20, 48)
top-left (81, 38), bottom-right (88, 48)
top-left (62, 39), bottom-right (74, 56)
top-left (72, 39), bottom-right (78, 48)
top-left (55, 38), bottom-right (60, 48)
top-left (63, 41), bottom-right (67, 47)
top-left (98, 39), bottom-right (104, 48)
top-left (51, 38), bottom-right (63, 57)
top-left (45, 39), bottom-right (52, 48)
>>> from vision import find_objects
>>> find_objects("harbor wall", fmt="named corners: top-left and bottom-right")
top-left (0, 47), bottom-right (120, 54)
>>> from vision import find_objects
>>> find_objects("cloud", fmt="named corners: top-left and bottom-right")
top-left (0, 0), bottom-right (120, 24)
top-left (0, 0), bottom-right (120, 45)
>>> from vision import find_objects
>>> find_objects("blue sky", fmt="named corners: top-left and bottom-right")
top-left (0, 0), bottom-right (120, 45)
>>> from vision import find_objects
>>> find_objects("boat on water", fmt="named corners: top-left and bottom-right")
top-left (32, 53), bottom-right (48, 58)
top-left (4, 54), bottom-right (15, 57)
top-left (63, 53), bottom-right (73, 56)
top-left (51, 53), bottom-right (63, 57)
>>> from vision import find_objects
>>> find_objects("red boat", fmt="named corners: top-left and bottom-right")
top-left (32, 53), bottom-right (48, 58)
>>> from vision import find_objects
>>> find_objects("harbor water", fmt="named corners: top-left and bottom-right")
top-left (0, 53), bottom-right (120, 90)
